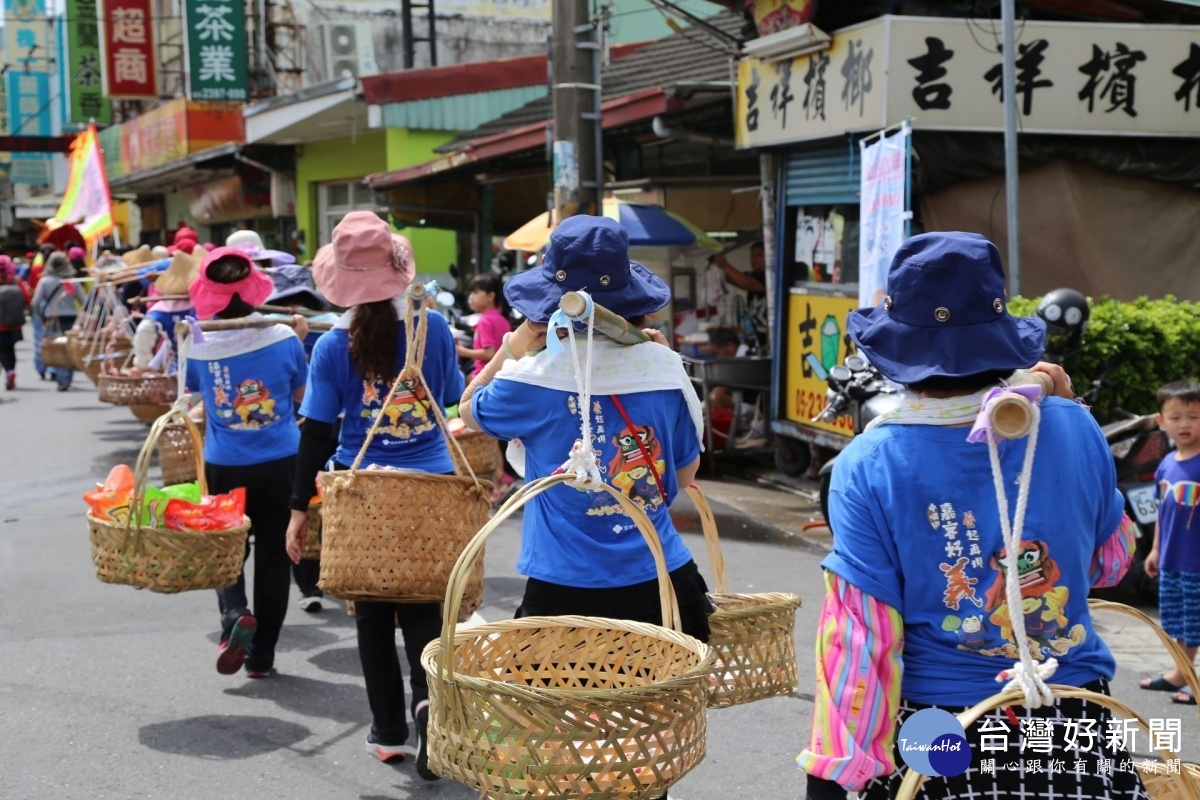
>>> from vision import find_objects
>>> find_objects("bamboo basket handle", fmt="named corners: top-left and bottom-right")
top-left (683, 484), bottom-right (729, 594)
top-left (120, 406), bottom-right (207, 552)
top-left (895, 685), bottom-right (1198, 800)
top-left (435, 473), bottom-right (682, 686)
top-left (1089, 599), bottom-right (1200, 704)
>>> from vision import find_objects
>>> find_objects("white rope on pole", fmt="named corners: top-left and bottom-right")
top-left (562, 292), bottom-right (603, 490)
top-left (986, 401), bottom-right (1057, 708)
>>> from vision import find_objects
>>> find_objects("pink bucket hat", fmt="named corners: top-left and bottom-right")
top-left (312, 211), bottom-right (415, 307)
top-left (189, 246), bottom-right (276, 319)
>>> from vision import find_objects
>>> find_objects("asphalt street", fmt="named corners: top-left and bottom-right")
top-left (1, 334), bottom-right (1196, 800)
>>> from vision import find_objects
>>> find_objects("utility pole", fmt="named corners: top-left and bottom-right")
top-left (551, 0), bottom-right (602, 222)
top-left (1001, 0), bottom-right (1021, 294)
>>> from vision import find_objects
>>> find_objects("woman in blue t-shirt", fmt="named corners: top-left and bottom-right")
top-left (283, 212), bottom-right (463, 780)
top-left (459, 215), bottom-right (712, 648)
top-left (184, 247), bottom-right (309, 680)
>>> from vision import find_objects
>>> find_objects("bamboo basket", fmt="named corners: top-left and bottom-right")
top-left (41, 336), bottom-right (74, 369)
top-left (71, 333), bottom-right (133, 385)
top-left (1090, 599), bottom-right (1200, 800)
top-left (450, 429), bottom-right (500, 478)
top-left (317, 294), bottom-right (492, 609)
top-left (303, 502), bottom-right (322, 561)
top-left (158, 421), bottom-right (200, 485)
top-left (87, 410), bottom-right (250, 593)
top-left (684, 485), bottom-right (801, 707)
top-left (131, 403), bottom-right (173, 425)
top-left (97, 372), bottom-right (176, 406)
top-left (420, 474), bottom-right (716, 799)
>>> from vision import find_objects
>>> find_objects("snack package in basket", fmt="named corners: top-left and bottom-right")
top-left (83, 465), bottom-right (136, 523)
top-left (164, 487), bottom-right (246, 532)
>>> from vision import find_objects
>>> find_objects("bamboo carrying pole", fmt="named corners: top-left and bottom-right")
top-left (176, 317), bottom-right (334, 335)
top-left (989, 371), bottom-right (1055, 440)
top-left (558, 291), bottom-right (651, 345)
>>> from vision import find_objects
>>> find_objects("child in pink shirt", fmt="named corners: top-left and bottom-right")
top-left (457, 274), bottom-right (511, 379)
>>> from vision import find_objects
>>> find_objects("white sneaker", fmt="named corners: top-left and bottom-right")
top-left (298, 595), bottom-right (323, 613)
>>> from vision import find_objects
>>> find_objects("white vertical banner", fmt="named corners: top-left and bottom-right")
top-left (858, 122), bottom-right (910, 308)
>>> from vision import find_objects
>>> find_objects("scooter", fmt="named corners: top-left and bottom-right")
top-left (808, 352), bottom-right (902, 523)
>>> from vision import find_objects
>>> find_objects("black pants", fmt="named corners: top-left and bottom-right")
top-left (516, 560), bottom-right (713, 644)
top-left (206, 454), bottom-right (296, 672)
top-left (292, 558), bottom-right (320, 596)
top-left (0, 333), bottom-right (16, 373)
top-left (355, 600), bottom-right (442, 743)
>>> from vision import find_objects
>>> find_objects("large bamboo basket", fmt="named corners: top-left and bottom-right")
top-left (684, 485), bottom-right (801, 707)
top-left (97, 372), bottom-right (176, 406)
top-left (316, 290), bottom-right (492, 608)
top-left (41, 336), bottom-right (74, 369)
top-left (87, 411), bottom-right (249, 593)
top-left (420, 474), bottom-right (716, 799)
top-left (158, 420), bottom-right (200, 485)
top-left (1090, 599), bottom-right (1200, 800)
top-left (450, 429), bottom-right (500, 478)
top-left (70, 332), bottom-right (132, 384)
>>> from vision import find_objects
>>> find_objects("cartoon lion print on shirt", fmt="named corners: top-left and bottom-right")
top-left (230, 379), bottom-right (279, 429)
top-left (978, 539), bottom-right (1086, 660)
top-left (360, 378), bottom-right (434, 440)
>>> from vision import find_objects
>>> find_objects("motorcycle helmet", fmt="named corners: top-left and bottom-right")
top-left (1036, 288), bottom-right (1089, 338)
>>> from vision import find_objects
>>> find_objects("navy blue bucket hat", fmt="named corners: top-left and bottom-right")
top-left (847, 232), bottom-right (1046, 385)
top-left (504, 215), bottom-right (671, 324)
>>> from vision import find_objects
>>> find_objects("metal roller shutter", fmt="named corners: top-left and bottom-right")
top-left (784, 141), bottom-right (860, 206)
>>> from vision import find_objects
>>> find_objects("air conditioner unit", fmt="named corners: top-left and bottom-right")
top-left (319, 21), bottom-right (378, 80)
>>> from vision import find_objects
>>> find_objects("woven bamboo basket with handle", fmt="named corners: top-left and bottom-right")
top-left (317, 290), bottom-right (492, 609)
top-left (158, 420), bottom-right (200, 485)
top-left (683, 485), bottom-right (801, 707)
top-left (131, 402), bottom-right (173, 425)
top-left (1090, 599), bottom-right (1200, 800)
top-left (87, 409), bottom-right (250, 593)
top-left (894, 684), bottom-right (1198, 800)
top-left (450, 428), bottom-right (500, 478)
top-left (420, 473), bottom-right (716, 800)
top-left (41, 335), bottom-right (74, 369)
top-left (303, 501), bottom-right (322, 561)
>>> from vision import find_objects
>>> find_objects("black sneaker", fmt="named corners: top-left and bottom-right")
top-left (414, 701), bottom-right (438, 781)
top-left (365, 731), bottom-right (407, 763)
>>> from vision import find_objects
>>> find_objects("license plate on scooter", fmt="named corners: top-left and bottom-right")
top-left (1126, 484), bottom-right (1159, 526)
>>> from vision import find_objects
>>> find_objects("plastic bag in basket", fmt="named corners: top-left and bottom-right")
top-left (164, 487), bottom-right (246, 532)
top-left (83, 465), bottom-right (136, 523)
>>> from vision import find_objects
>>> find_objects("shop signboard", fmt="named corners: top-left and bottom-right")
top-left (64, 0), bottom-right (112, 125)
top-left (183, 0), bottom-right (249, 102)
top-left (737, 16), bottom-right (1200, 147)
top-left (5, 0), bottom-right (53, 184)
top-left (784, 291), bottom-right (858, 438)
top-left (183, 173), bottom-right (271, 224)
top-left (99, 0), bottom-right (158, 99)
top-left (99, 98), bottom-right (244, 179)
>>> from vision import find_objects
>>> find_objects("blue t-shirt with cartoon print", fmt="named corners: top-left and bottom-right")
top-left (185, 322), bottom-right (308, 467)
top-left (471, 382), bottom-right (701, 589)
top-left (299, 311), bottom-right (464, 474)
top-left (1156, 451), bottom-right (1200, 573)
top-left (825, 397), bottom-right (1125, 706)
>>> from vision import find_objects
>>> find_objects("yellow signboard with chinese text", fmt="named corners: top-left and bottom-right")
top-left (784, 291), bottom-right (858, 438)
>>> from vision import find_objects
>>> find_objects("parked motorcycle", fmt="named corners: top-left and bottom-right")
top-left (808, 351), bottom-right (902, 523)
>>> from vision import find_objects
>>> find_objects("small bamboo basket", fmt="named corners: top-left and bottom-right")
top-left (420, 474), bottom-right (716, 799)
top-left (450, 428), bottom-right (500, 478)
top-left (41, 335), bottom-right (74, 369)
top-left (158, 420), bottom-right (201, 485)
top-left (303, 501), bottom-right (322, 561)
top-left (684, 485), bottom-right (801, 707)
top-left (1090, 599), bottom-right (1200, 800)
top-left (317, 291), bottom-right (492, 610)
top-left (131, 402), bottom-right (173, 425)
top-left (87, 410), bottom-right (250, 593)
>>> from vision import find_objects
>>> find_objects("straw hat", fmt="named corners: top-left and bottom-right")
top-left (151, 245), bottom-right (170, 260)
top-left (122, 245), bottom-right (155, 267)
top-left (156, 248), bottom-right (204, 295)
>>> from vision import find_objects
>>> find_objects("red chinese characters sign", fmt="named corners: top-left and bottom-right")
top-left (100, 0), bottom-right (158, 99)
